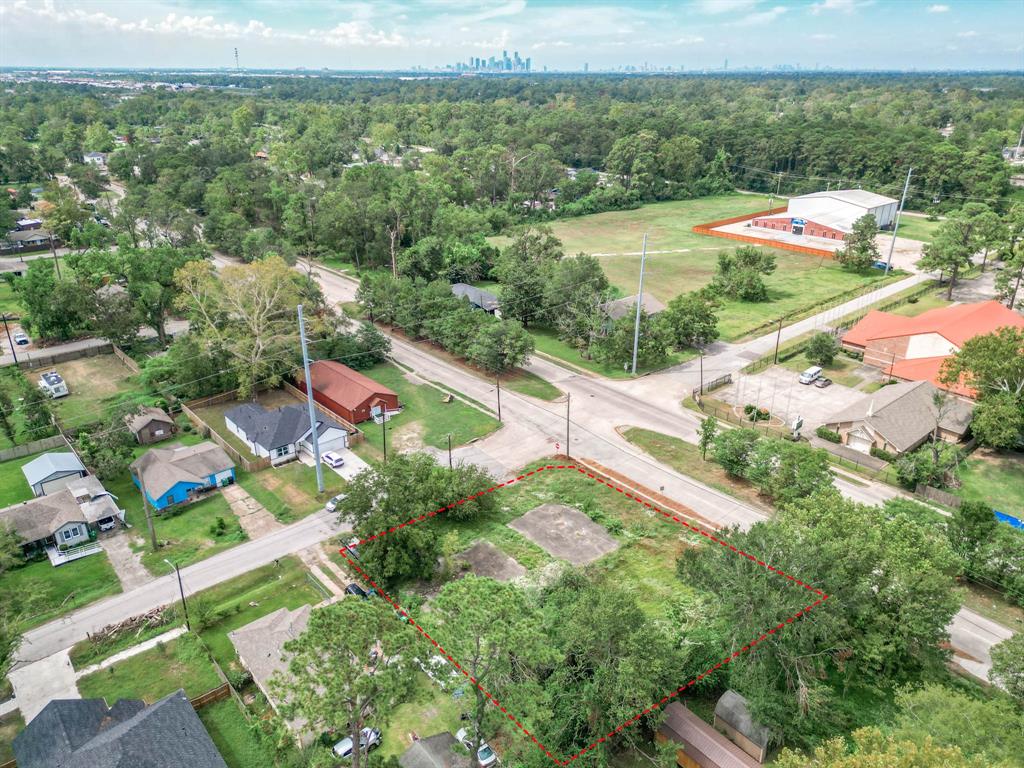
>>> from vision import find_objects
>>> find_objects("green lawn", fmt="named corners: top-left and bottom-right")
top-left (198, 698), bottom-right (279, 768)
top-left (889, 289), bottom-right (953, 317)
top-left (196, 556), bottom-right (322, 673)
top-left (77, 633), bottom-right (222, 703)
top-left (497, 195), bottom-right (899, 343)
top-left (236, 461), bottom-right (346, 523)
top-left (0, 710), bottom-right (25, 764)
top-left (134, 492), bottom-right (246, 576)
top-left (359, 363), bottom-right (500, 457)
top-left (49, 354), bottom-right (157, 432)
top-left (0, 367), bottom-right (53, 450)
top-left (957, 450), bottom-right (1024, 518)
top-left (0, 552), bottom-right (122, 632)
top-left (890, 215), bottom-right (942, 243)
top-left (500, 368), bottom-right (563, 401)
top-left (530, 327), bottom-right (696, 379)
top-left (0, 281), bottom-right (20, 316)
top-left (378, 673), bottom-right (463, 759)
top-left (0, 449), bottom-right (50, 507)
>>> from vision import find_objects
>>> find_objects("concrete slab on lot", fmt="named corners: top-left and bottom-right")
top-left (457, 541), bottom-right (526, 582)
top-left (508, 503), bottom-right (619, 565)
top-left (298, 447), bottom-right (370, 481)
top-left (717, 366), bottom-right (865, 430)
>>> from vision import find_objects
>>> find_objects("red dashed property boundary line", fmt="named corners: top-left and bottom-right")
top-left (338, 464), bottom-right (830, 766)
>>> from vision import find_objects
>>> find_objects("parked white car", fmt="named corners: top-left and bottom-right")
top-left (456, 728), bottom-right (498, 768)
top-left (325, 493), bottom-right (347, 512)
top-left (333, 727), bottom-right (381, 759)
top-left (322, 451), bottom-right (345, 468)
top-left (13, 331), bottom-right (29, 346)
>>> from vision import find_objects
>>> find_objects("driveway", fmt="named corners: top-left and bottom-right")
top-left (947, 607), bottom-right (1014, 683)
top-left (102, 533), bottom-right (152, 591)
top-left (297, 447), bottom-right (371, 482)
top-left (713, 366), bottom-right (865, 430)
top-left (221, 485), bottom-right (283, 538)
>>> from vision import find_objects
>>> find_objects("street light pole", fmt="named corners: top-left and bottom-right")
top-left (164, 559), bottom-right (191, 632)
top-left (884, 167), bottom-right (913, 276)
top-left (773, 319), bottom-right (783, 365)
top-left (630, 233), bottom-right (648, 376)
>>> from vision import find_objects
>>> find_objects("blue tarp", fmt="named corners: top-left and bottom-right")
top-left (995, 511), bottom-right (1024, 530)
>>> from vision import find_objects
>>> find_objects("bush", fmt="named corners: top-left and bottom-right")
top-left (870, 446), bottom-right (897, 463)
top-left (209, 516), bottom-right (228, 537)
top-left (805, 332), bottom-right (838, 367)
top-left (815, 426), bottom-right (841, 443)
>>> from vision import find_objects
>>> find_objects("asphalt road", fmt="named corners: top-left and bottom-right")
top-left (12, 509), bottom-right (346, 668)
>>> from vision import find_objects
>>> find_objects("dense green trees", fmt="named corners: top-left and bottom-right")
top-left (835, 214), bottom-right (880, 271)
top-left (710, 246), bottom-right (777, 302)
top-left (805, 332), bottom-right (838, 366)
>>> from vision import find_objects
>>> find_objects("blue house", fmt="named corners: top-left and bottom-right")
top-left (129, 442), bottom-right (235, 511)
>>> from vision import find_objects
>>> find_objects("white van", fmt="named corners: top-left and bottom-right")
top-left (799, 366), bottom-right (823, 385)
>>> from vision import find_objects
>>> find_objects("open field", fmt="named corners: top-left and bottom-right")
top-left (49, 354), bottom-right (156, 431)
top-left (888, 288), bottom-right (953, 317)
top-left (957, 450), bottom-right (1024, 518)
top-left (496, 195), bottom-right (901, 343)
top-left (132, 492), bottom-right (246, 576)
top-left (359, 362), bottom-right (500, 458)
top-left (0, 551), bottom-right (122, 632)
top-left (530, 327), bottom-right (695, 379)
top-left (77, 633), bottom-right (222, 703)
top-left (890, 215), bottom-right (941, 243)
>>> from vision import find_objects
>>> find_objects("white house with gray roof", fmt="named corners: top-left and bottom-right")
top-left (224, 403), bottom-right (348, 465)
top-left (22, 451), bottom-right (87, 497)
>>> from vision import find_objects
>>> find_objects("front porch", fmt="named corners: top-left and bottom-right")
top-left (46, 541), bottom-right (103, 566)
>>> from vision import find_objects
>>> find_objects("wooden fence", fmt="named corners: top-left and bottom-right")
top-left (0, 433), bottom-right (67, 462)
top-left (281, 379), bottom-right (364, 445)
top-left (111, 344), bottom-right (140, 374)
top-left (692, 208), bottom-right (837, 259)
top-left (916, 483), bottom-right (963, 509)
top-left (190, 682), bottom-right (232, 710)
top-left (179, 399), bottom-right (271, 473)
top-left (15, 340), bottom-right (113, 370)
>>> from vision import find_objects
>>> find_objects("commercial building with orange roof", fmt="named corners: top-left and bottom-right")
top-left (841, 300), bottom-right (1024, 397)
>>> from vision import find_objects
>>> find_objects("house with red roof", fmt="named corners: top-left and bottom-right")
top-left (841, 300), bottom-right (1024, 397)
top-left (296, 361), bottom-right (400, 425)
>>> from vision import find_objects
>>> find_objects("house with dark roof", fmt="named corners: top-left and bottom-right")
top-left (297, 361), bottom-right (401, 425)
top-left (130, 442), bottom-right (235, 511)
top-left (822, 380), bottom-right (974, 456)
top-left (399, 732), bottom-right (472, 768)
top-left (841, 300), bottom-right (1024, 397)
top-left (0, 475), bottom-right (123, 565)
top-left (656, 702), bottom-right (759, 768)
top-left (22, 451), bottom-right (87, 497)
top-left (12, 689), bottom-right (228, 768)
top-left (224, 403), bottom-right (348, 465)
top-left (599, 292), bottom-right (666, 323)
top-left (124, 407), bottom-right (177, 445)
top-left (451, 283), bottom-right (501, 314)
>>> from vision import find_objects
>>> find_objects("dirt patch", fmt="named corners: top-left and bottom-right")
top-left (456, 541), bottom-right (526, 582)
top-left (508, 503), bottom-right (620, 565)
top-left (392, 421), bottom-right (425, 453)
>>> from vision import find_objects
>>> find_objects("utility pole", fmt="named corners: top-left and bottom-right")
top-left (496, 376), bottom-right (502, 422)
top-left (884, 167), bottom-right (913, 276)
top-left (447, 434), bottom-right (453, 469)
top-left (565, 392), bottom-right (571, 459)
top-left (138, 469), bottom-right (158, 552)
top-left (164, 559), bottom-right (191, 632)
top-left (773, 319), bottom-right (783, 364)
top-left (48, 233), bottom-right (62, 279)
top-left (698, 348), bottom-right (703, 396)
top-left (297, 304), bottom-right (324, 493)
top-left (630, 233), bottom-right (648, 376)
top-left (768, 172), bottom-right (783, 213)
top-left (381, 417), bottom-right (388, 462)
top-left (2, 315), bottom-right (17, 364)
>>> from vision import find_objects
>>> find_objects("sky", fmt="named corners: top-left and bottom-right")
top-left (1, 0), bottom-right (1022, 72)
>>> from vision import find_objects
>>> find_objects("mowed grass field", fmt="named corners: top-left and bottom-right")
top-left (496, 195), bottom-right (899, 342)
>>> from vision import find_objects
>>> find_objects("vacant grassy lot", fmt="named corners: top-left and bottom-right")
top-left (0, 552), bottom-right (122, 631)
top-left (0, 282), bottom-right (20, 317)
top-left (531, 327), bottom-right (696, 379)
top-left (891, 215), bottom-right (941, 243)
top-left (0, 448), bottom-right (50, 507)
top-left (133, 492), bottom-right (246, 576)
top-left (77, 633), bottom-right (221, 703)
top-left (198, 698), bottom-right (278, 768)
top-left (888, 289), bottom-right (952, 317)
top-left (359, 363), bottom-right (499, 457)
top-left (49, 354), bottom-right (156, 431)
top-left (237, 461), bottom-right (346, 523)
top-left (957, 450), bottom-right (1024, 518)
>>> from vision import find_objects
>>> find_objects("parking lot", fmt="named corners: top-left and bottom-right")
top-left (714, 366), bottom-right (867, 431)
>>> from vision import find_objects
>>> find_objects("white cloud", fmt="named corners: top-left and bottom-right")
top-left (811, 0), bottom-right (854, 13)
top-left (675, 35), bottom-right (706, 44)
top-left (956, 30), bottom-right (978, 38)
top-left (697, 0), bottom-right (759, 14)
top-left (927, 4), bottom-right (950, 12)
top-left (809, 33), bottom-right (837, 40)
top-left (732, 5), bottom-right (789, 26)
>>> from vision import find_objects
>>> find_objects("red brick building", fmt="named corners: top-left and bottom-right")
top-left (841, 300), bottom-right (1024, 397)
top-left (296, 361), bottom-right (400, 425)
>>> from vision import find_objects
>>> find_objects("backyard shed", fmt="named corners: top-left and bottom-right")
top-left (125, 406), bottom-right (177, 445)
top-left (713, 690), bottom-right (773, 763)
top-left (656, 702), bottom-right (759, 768)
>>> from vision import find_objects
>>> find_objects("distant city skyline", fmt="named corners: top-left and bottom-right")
top-left (1, 0), bottom-right (1022, 72)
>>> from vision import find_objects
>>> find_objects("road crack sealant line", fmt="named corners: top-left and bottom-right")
top-left (339, 464), bottom-right (830, 765)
